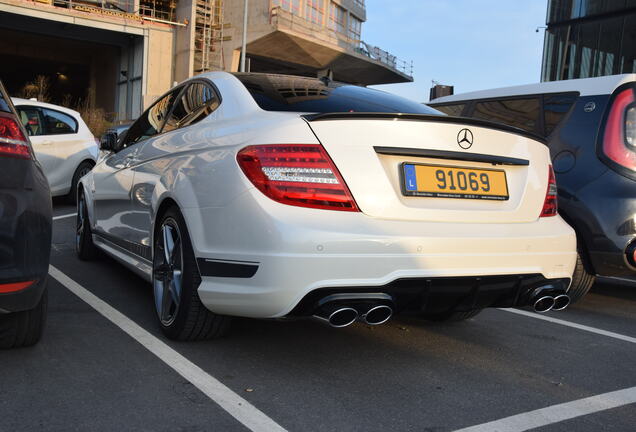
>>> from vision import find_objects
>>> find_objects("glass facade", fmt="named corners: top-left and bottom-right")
top-left (349, 16), bottom-right (362, 41)
top-left (328, 2), bottom-right (347, 35)
top-left (305, 0), bottom-right (325, 25)
top-left (541, 0), bottom-right (636, 81)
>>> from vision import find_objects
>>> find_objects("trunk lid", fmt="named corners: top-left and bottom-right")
top-left (304, 114), bottom-right (551, 224)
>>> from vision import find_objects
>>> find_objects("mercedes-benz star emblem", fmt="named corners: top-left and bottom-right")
top-left (457, 128), bottom-right (473, 149)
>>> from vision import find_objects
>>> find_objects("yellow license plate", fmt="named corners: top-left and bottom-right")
top-left (402, 163), bottom-right (509, 200)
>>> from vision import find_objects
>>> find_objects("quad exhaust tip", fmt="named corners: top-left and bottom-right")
top-left (531, 285), bottom-right (571, 313)
top-left (533, 295), bottom-right (556, 313)
top-left (324, 307), bottom-right (359, 328)
top-left (361, 305), bottom-right (393, 325)
top-left (552, 294), bottom-right (570, 311)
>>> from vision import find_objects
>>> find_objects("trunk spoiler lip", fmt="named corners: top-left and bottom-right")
top-left (301, 112), bottom-right (547, 144)
top-left (373, 147), bottom-right (529, 166)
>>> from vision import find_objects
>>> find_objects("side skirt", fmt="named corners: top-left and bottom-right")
top-left (93, 234), bottom-right (153, 282)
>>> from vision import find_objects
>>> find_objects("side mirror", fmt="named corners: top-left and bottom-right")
top-left (100, 131), bottom-right (117, 152)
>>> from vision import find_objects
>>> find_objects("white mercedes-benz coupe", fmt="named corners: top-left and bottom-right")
top-left (76, 72), bottom-right (577, 340)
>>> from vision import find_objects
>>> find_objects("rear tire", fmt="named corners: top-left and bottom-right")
top-left (153, 206), bottom-right (231, 341)
top-left (67, 161), bottom-right (94, 204)
top-left (0, 283), bottom-right (48, 349)
top-left (567, 252), bottom-right (595, 304)
top-left (76, 190), bottom-right (98, 260)
top-left (420, 308), bottom-right (483, 322)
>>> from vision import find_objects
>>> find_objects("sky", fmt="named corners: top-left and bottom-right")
top-left (364, 0), bottom-right (549, 102)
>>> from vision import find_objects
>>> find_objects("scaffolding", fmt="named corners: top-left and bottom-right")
top-left (194, 0), bottom-right (230, 73)
top-left (139, 0), bottom-right (176, 21)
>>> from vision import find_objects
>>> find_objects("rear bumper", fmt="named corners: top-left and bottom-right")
top-left (566, 169), bottom-right (636, 277)
top-left (0, 278), bottom-right (47, 314)
top-left (289, 275), bottom-right (571, 317)
top-left (0, 159), bottom-right (52, 313)
top-left (185, 190), bottom-right (577, 319)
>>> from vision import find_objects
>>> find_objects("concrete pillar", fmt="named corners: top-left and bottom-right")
top-left (174, 0), bottom-right (197, 82)
top-left (231, 49), bottom-right (241, 72)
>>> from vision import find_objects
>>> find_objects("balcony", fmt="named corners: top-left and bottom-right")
top-left (244, 6), bottom-right (412, 85)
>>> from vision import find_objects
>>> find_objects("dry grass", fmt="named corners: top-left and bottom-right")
top-left (76, 89), bottom-right (113, 138)
top-left (20, 75), bottom-right (51, 102)
top-left (20, 77), bottom-right (113, 137)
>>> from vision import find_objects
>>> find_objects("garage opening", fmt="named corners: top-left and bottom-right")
top-left (0, 12), bottom-right (144, 129)
top-left (0, 27), bottom-right (118, 112)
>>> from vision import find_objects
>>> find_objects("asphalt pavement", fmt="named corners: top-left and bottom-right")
top-left (1, 201), bottom-right (634, 432)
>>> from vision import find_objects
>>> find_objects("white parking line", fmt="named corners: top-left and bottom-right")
top-left (48, 265), bottom-right (287, 432)
top-left (453, 386), bottom-right (636, 432)
top-left (53, 213), bottom-right (76, 221)
top-left (498, 308), bottom-right (636, 344)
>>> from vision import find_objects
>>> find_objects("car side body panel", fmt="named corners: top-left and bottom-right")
top-left (12, 98), bottom-right (97, 196)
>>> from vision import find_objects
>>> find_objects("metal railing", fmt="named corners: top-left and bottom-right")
top-left (34, 0), bottom-right (177, 23)
top-left (269, 6), bottom-right (412, 78)
top-left (48, 0), bottom-right (135, 13)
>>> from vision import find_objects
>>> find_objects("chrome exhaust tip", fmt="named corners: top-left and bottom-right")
top-left (552, 294), bottom-right (570, 311)
top-left (314, 307), bottom-right (358, 328)
top-left (361, 305), bottom-right (393, 325)
top-left (533, 296), bottom-right (555, 313)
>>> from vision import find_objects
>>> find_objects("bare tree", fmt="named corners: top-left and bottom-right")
top-left (20, 75), bottom-right (51, 102)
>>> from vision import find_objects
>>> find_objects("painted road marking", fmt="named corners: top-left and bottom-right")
top-left (454, 386), bottom-right (636, 432)
top-left (499, 308), bottom-right (636, 344)
top-left (48, 265), bottom-right (287, 432)
top-left (53, 213), bottom-right (76, 221)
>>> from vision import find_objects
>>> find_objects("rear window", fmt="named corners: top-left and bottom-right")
top-left (471, 97), bottom-right (541, 134)
top-left (234, 73), bottom-right (441, 115)
top-left (543, 93), bottom-right (578, 136)
top-left (431, 103), bottom-right (466, 116)
top-left (42, 109), bottom-right (77, 134)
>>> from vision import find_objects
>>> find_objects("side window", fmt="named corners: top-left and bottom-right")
top-left (119, 88), bottom-right (181, 150)
top-left (42, 109), bottom-right (77, 135)
top-left (431, 103), bottom-right (466, 116)
top-left (17, 107), bottom-right (46, 136)
top-left (543, 93), bottom-right (578, 137)
top-left (471, 97), bottom-right (541, 134)
top-left (162, 82), bottom-right (220, 133)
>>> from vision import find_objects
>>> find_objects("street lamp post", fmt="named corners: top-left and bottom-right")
top-left (240, 0), bottom-right (249, 72)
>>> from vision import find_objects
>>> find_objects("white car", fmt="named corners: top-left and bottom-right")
top-left (13, 98), bottom-right (98, 202)
top-left (76, 72), bottom-right (577, 341)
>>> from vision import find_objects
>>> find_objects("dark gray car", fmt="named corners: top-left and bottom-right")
top-left (0, 80), bottom-right (52, 348)
top-left (429, 75), bottom-right (636, 303)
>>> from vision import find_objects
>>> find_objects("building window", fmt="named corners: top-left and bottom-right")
top-left (305, 0), bottom-right (324, 25)
top-left (621, 14), bottom-right (636, 73)
top-left (542, 11), bottom-right (636, 81)
top-left (272, 0), bottom-right (301, 15)
top-left (597, 17), bottom-right (623, 75)
top-left (349, 15), bottom-right (362, 41)
top-left (328, 2), bottom-right (347, 34)
top-left (353, 0), bottom-right (365, 7)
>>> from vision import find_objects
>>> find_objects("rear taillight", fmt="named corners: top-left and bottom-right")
top-left (626, 241), bottom-right (636, 268)
top-left (602, 87), bottom-right (636, 172)
top-left (540, 165), bottom-right (558, 218)
top-left (0, 280), bottom-right (36, 294)
top-left (237, 144), bottom-right (359, 212)
top-left (0, 116), bottom-right (31, 159)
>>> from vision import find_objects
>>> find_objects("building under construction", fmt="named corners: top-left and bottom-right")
top-left (0, 0), bottom-right (413, 121)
